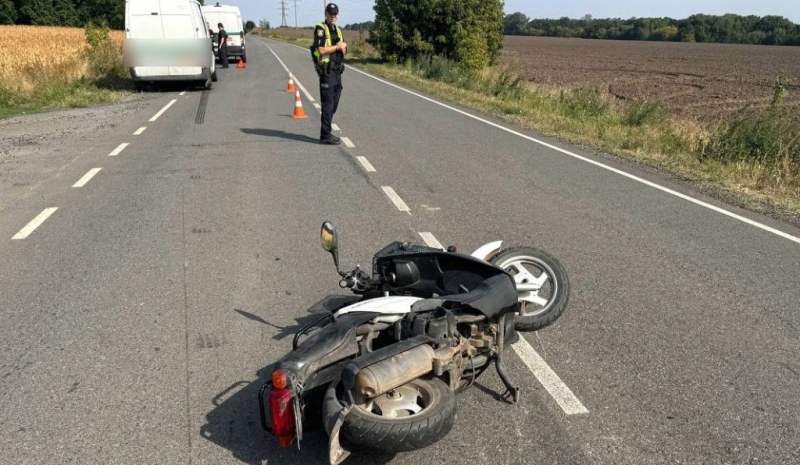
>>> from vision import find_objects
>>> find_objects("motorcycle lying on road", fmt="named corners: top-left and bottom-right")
top-left (259, 222), bottom-right (570, 464)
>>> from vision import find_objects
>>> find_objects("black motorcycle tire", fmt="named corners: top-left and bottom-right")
top-left (490, 246), bottom-right (570, 332)
top-left (330, 377), bottom-right (456, 453)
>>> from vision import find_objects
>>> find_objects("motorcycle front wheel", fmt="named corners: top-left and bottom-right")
top-left (490, 246), bottom-right (570, 332)
top-left (331, 377), bottom-right (455, 453)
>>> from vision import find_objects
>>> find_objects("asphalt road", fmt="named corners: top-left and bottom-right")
top-left (1, 38), bottom-right (799, 465)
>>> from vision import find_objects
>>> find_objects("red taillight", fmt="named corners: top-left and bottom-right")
top-left (269, 371), bottom-right (295, 448)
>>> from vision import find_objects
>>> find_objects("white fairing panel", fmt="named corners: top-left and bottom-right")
top-left (335, 296), bottom-right (422, 324)
top-left (471, 241), bottom-right (503, 261)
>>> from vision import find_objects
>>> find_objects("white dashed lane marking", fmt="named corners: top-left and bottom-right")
top-left (332, 124), bottom-right (340, 131)
top-left (512, 338), bottom-right (589, 415)
top-left (12, 208), bottom-right (58, 240)
top-left (341, 137), bottom-right (355, 148)
top-left (356, 156), bottom-right (376, 172)
top-left (108, 143), bottom-right (129, 157)
top-left (134, 127), bottom-right (146, 135)
top-left (72, 168), bottom-right (102, 188)
top-left (418, 232), bottom-right (444, 249)
top-left (381, 186), bottom-right (410, 214)
top-left (149, 99), bottom-right (177, 122)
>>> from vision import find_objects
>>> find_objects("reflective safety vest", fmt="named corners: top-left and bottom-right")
top-left (313, 22), bottom-right (343, 64)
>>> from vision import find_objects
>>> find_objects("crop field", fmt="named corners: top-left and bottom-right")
top-left (500, 36), bottom-right (800, 122)
top-left (0, 25), bottom-right (124, 93)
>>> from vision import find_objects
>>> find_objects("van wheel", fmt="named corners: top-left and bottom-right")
top-left (241, 52), bottom-right (247, 63)
top-left (211, 69), bottom-right (218, 82)
top-left (203, 78), bottom-right (212, 90)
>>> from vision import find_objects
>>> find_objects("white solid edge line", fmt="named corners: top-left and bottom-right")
top-left (12, 207), bottom-right (58, 240)
top-left (341, 137), bottom-right (355, 148)
top-left (339, 66), bottom-right (800, 246)
top-left (356, 156), bottom-right (376, 172)
top-left (332, 124), bottom-right (340, 131)
top-left (418, 232), bottom-right (444, 250)
top-left (133, 127), bottom-right (146, 135)
top-left (72, 168), bottom-right (102, 188)
top-left (263, 42), bottom-right (316, 102)
top-left (108, 143), bottom-right (129, 156)
top-left (381, 186), bottom-right (410, 214)
top-left (149, 99), bottom-right (177, 122)
top-left (512, 337), bottom-right (589, 415)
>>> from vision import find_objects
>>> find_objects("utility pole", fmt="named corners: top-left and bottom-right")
top-left (278, 0), bottom-right (288, 27)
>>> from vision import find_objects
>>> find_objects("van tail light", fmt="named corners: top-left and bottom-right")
top-left (269, 370), bottom-right (296, 448)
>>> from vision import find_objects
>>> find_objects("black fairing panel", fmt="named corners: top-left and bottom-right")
top-left (278, 312), bottom-right (378, 387)
top-left (374, 245), bottom-right (518, 318)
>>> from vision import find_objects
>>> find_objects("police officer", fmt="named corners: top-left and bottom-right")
top-left (312, 3), bottom-right (347, 145)
top-left (217, 23), bottom-right (229, 68)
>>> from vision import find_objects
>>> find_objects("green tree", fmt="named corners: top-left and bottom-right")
top-left (503, 12), bottom-right (528, 35)
top-left (0, 0), bottom-right (16, 24)
top-left (17, 0), bottom-right (79, 26)
top-left (245, 20), bottom-right (255, 32)
top-left (651, 25), bottom-right (678, 41)
top-left (76, 0), bottom-right (125, 29)
top-left (370, 0), bottom-right (503, 69)
top-left (258, 19), bottom-right (270, 29)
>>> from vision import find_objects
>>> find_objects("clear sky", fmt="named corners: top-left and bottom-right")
top-left (223, 0), bottom-right (800, 30)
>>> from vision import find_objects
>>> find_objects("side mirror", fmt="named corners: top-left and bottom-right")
top-left (320, 221), bottom-right (343, 275)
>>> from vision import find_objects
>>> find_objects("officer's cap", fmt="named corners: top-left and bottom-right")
top-left (325, 3), bottom-right (339, 15)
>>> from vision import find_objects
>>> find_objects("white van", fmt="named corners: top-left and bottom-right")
top-left (124, 0), bottom-right (217, 90)
top-left (202, 3), bottom-right (246, 63)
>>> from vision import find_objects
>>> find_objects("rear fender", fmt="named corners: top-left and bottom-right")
top-left (278, 312), bottom-right (379, 391)
top-left (470, 240), bottom-right (503, 262)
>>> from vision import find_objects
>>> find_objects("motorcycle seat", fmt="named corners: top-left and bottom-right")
top-left (411, 273), bottom-right (518, 318)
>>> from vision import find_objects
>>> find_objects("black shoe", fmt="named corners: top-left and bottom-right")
top-left (320, 136), bottom-right (341, 145)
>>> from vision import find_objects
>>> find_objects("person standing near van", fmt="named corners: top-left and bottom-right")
top-left (312, 3), bottom-right (346, 145)
top-left (217, 23), bottom-right (229, 68)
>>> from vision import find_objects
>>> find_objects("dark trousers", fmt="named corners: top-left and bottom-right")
top-left (320, 71), bottom-right (343, 139)
top-left (220, 47), bottom-right (229, 67)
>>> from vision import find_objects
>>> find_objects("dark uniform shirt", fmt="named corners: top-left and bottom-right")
top-left (218, 28), bottom-right (228, 49)
top-left (313, 22), bottom-right (343, 66)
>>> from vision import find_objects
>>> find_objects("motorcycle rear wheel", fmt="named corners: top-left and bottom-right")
top-left (490, 246), bottom-right (570, 332)
top-left (333, 377), bottom-right (456, 453)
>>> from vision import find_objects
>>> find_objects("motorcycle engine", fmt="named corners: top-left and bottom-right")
top-left (401, 307), bottom-right (458, 342)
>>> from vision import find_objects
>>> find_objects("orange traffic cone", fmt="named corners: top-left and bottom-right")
top-left (292, 90), bottom-right (308, 119)
top-left (237, 58), bottom-right (246, 69)
top-left (286, 73), bottom-right (297, 92)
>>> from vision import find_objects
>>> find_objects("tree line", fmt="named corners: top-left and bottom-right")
top-left (1, 0), bottom-right (125, 29)
top-left (503, 13), bottom-right (800, 45)
top-left (343, 21), bottom-right (374, 31)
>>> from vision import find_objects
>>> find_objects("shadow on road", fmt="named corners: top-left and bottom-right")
top-left (241, 128), bottom-right (320, 144)
top-left (200, 295), bottom-right (398, 464)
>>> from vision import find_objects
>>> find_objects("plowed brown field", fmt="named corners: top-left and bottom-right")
top-left (267, 29), bottom-right (800, 122)
top-left (500, 36), bottom-right (800, 122)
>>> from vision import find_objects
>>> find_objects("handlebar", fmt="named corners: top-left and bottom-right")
top-left (338, 266), bottom-right (373, 292)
